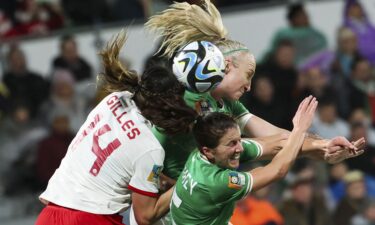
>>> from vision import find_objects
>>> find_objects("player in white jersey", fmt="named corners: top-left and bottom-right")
top-left (35, 31), bottom-right (198, 225)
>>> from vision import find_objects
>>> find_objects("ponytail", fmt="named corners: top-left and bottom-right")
top-left (98, 30), bottom-right (198, 135)
top-left (146, 0), bottom-right (227, 58)
top-left (98, 30), bottom-right (139, 93)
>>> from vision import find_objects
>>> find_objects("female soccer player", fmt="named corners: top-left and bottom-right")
top-left (35, 31), bottom-right (197, 225)
top-left (146, 0), bottom-right (365, 181)
top-left (170, 96), bottom-right (317, 224)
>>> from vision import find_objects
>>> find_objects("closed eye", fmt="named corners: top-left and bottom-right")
top-left (227, 139), bottom-right (240, 147)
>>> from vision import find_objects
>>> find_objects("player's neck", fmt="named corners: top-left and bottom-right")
top-left (210, 88), bottom-right (223, 102)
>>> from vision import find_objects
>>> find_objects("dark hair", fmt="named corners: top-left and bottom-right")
top-left (276, 39), bottom-right (294, 49)
top-left (351, 55), bottom-right (368, 72)
top-left (98, 31), bottom-right (197, 135)
top-left (134, 66), bottom-right (198, 135)
top-left (60, 34), bottom-right (75, 50)
top-left (6, 44), bottom-right (23, 62)
top-left (287, 3), bottom-right (304, 22)
top-left (318, 95), bottom-right (336, 109)
top-left (193, 112), bottom-right (238, 150)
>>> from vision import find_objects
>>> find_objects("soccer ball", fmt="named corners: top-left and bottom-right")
top-left (172, 41), bottom-right (225, 93)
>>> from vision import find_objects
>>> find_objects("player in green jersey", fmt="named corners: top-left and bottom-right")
top-left (171, 96), bottom-right (318, 224)
top-left (147, 0), bottom-right (365, 183)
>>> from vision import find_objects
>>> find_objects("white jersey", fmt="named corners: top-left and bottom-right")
top-left (40, 91), bottom-right (164, 214)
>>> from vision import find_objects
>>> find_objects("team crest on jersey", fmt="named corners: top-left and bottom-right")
top-left (147, 165), bottom-right (163, 183)
top-left (195, 100), bottom-right (213, 115)
top-left (228, 172), bottom-right (245, 190)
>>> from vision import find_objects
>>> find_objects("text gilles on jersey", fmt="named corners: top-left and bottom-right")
top-left (107, 95), bottom-right (141, 139)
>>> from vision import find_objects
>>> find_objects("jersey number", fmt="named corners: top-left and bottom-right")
top-left (90, 124), bottom-right (121, 176)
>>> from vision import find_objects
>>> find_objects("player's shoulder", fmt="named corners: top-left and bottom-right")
top-left (222, 98), bottom-right (243, 107)
top-left (184, 90), bottom-right (211, 102)
top-left (205, 168), bottom-right (248, 200)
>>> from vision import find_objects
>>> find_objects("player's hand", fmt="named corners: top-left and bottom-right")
top-left (159, 173), bottom-right (176, 192)
top-left (324, 137), bottom-right (366, 164)
top-left (292, 96), bottom-right (318, 132)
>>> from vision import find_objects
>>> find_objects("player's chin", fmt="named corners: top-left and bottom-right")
top-left (228, 159), bottom-right (240, 169)
top-left (228, 93), bottom-right (241, 101)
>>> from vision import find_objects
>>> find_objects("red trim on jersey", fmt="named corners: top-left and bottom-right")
top-left (128, 185), bottom-right (159, 198)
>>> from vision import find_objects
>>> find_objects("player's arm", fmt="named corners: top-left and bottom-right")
top-left (249, 96), bottom-right (317, 191)
top-left (132, 187), bottom-right (173, 225)
top-left (243, 133), bottom-right (287, 160)
top-left (129, 150), bottom-right (172, 225)
top-left (242, 113), bottom-right (364, 163)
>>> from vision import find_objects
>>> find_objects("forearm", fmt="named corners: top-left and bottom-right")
top-left (249, 128), bottom-right (306, 191)
top-left (300, 134), bottom-right (328, 159)
top-left (271, 128), bottom-right (306, 173)
top-left (151, 187), bottom-right (174, 221)
top-left (246, 133), bottom-right (288, 160)
top-left (243, 115), bottom-right (288, 138)
top-left (255, 132), bottom-right (326, 160)
top-left (132, 187), bottom-right (174, 225)
top-left (244, 115), bottom-right (327, 160)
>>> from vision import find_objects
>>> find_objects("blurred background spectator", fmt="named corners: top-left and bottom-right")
top-left (230, 186), bottom-right (284, 225)
top-left (52, 35), bottom-right (92, 82)
top-left (333, 170), bottom-right (372, 225)
top-left (1, 0), bottom-right (64, 39)
top-left (278, 173), bottom-right (333, 225)
top-left (62, 0), bottom-right (110, 26)
top-left (241, 75), bottom-right (287, 129)
top-left (266, 3), bottom-right (327, 66)
top-left (35, 107), bottom-right (74, 188)
top-left (39, 69), bottom-right (88, 132)
top-left (309, 97), bottom-right (350, 139)
top-left (2, 44), bottom-right (49, 118)
top-left (351, 199), bottom-right (375, 225)
top-left (258, 39), bottom-right (298, 129)
top-left (344, 0), bottom-right (375, 65)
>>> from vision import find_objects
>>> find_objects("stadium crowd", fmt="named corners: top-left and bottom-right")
top-left (0, 0), bottom-right (374, 225)
top-left (0, 0), bottom-right (275, 39)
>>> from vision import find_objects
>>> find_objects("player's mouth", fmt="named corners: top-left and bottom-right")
top-left (230, 153), bottom-right (240, 161)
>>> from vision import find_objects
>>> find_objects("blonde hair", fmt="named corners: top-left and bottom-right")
top-left (146, 0), bottom-right (249, 59)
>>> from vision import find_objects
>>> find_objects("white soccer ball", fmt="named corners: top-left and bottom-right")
top-left (172, 41), bottom-right (225, 93)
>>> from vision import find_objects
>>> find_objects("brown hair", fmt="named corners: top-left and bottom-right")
top-left (98, 30), bottom-right (197, 135)
top-left (193, 112), bottom-right (238, 150)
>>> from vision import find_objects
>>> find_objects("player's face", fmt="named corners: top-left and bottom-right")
top-left (210, 126), bottom-right (243, 169)
top-left (214, 52), bottom-right (256, 101)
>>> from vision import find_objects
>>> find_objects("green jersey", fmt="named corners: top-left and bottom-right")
top-left (170, 140), bottom-right (261, 225)
top-left (152, 90), bottom-right (251, 179)
top-left (268, 27), bottom-right (327, 64)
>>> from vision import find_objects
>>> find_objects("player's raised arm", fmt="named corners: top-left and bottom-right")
top-left (243, 110), bottom-right (364, 163)
top-left (249, 96), bottom-right (317, 191)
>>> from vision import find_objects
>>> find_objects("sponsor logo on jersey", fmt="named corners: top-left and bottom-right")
top-left (147, 165), bottom-right (163, 183)
top-left (228, 172), bottom-right (245, 190)
top-left (195, 100), bottom-right (213, 115)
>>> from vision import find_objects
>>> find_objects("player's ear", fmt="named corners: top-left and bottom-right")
top-left (202, 146), bottom-right (215, 160)
top-left (225, 58), bottom-right (231, 74)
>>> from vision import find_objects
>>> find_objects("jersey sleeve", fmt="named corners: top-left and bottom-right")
top-left (210, 169), bottom-right (253, 203)
top-left (226, 100), bottom-right (253, 132)
top-left (184, 91), bottom-right (218, 117)
top-left (128, 149), bottom-right (164, 197)
top-left (227, 100), bottom-right (249, 118)
top-left (240, 139), bottom-right (263, 163)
